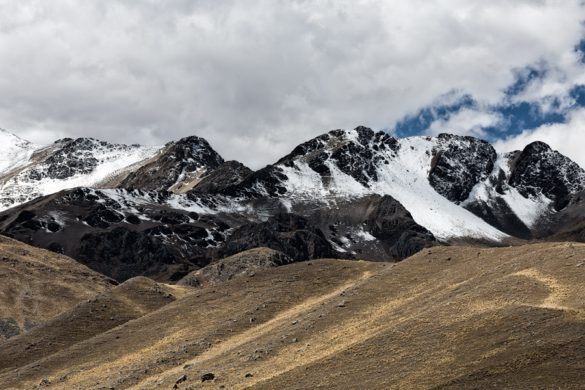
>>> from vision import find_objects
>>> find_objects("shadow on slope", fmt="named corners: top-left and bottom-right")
top-left (1, 243), bottom-right (585, 389)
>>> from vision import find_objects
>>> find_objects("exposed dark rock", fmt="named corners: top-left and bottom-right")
top-left (125, 214), bottom-right (141, 225)
top-left (328, 127), bottom-right (399, 186)
top-left (219, 213), bottom-right (337, 261)
top-left (464, 198), bottom-right (532, 239)
top-left (25, 138), bottom-right (144, 182)
top-left (83, 205), bottom-right (124, 229)
top-left (0, 188), bottom-right (235, 282)
top-left (281, 126), bottom-right (399, 187)
top-left (47, 242), bottom-right (64, 254)
top-left (191, 160), bottom-right (252, 194)
top-left (152, 211), bottom-right (190, 225)
top-left (509, 141), bottom-right (585, 211)
top-left (47, 221), bottom-right (61, 233)
top-left (0, 192), bottom-right (432, 281)
top-left (304, 195), bottom-right (435, 260)
top-left (78, 228), bottom-right (192, 281)
top-left (0, 318), bottom-right (20, 339)
top-left (535, 190), bottom-right (585, 242)
top-left (429, 134), bottom-right (497, 203)
top-left (120, 136), bottom-right (224, 192)
top-left (221, 126), bottom-right (399, 197)
top-left (222, 165), bottom-right (289, 198)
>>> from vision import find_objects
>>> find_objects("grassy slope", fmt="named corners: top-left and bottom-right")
top-left (2, 242), bottom-right (585, 389)
top-left (0, 276), bottom-right (191, 374)
top-left (0, 235), bottom-right (114, 339)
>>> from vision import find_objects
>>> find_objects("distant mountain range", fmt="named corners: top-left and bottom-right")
top-left (1, 127), bottom-right (584, 281)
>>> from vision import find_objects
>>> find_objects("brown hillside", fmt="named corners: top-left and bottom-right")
top-left (1, 243), bottom-right (585, 389)
top-left (0, 234), bottom-right (114, 340)
top-left (178, 247), bottom-right (292, 287)
top-left (0, 276), bottom-right (191, 374)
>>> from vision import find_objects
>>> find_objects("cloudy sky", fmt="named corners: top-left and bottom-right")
top-left (1, 0), bottom-right (584, 168)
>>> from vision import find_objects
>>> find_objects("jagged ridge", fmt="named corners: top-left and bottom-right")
top-left (1, 126), bottom-right (584, 282)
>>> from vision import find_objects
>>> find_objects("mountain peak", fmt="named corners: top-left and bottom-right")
top-left (0, 128), bottom-right (35, 147)
top-left (522, 140), bottom-right (552, 154)
top-left (119, 134), bottom-right (224, 192)
top-left (175, 134), bottom-right (209, 144)
top-left (436, 132), bottom-right (491, 145)
top-left (429, 134), bottom-right (498, 203)
top-left (1, 128), bottom-right (584, 248)
top-left (0, 128), bottom-right (38, 174)
top-left (352, 125), bottom-right (376, 139)
top-left (509, 140), bottom-right (585, 210)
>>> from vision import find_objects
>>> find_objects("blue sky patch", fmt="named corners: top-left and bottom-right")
top-left (576, 39), bottom-right (585, 63)
top-left (393, 94), bottom-right (476, 138)
top-left (393, 61), bottom-right (585, 142)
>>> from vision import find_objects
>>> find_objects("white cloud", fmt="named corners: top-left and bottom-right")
top-left (0, 1), bottom-right (583, 167)
top-left (426, 108), bottom-right (502, 138)
top-left (494, 107), bottom-right (585, 169)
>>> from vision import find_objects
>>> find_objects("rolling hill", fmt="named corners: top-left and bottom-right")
top-left (1, 242), bottom-right (584, 389)
top-left (0, 235), bottom-right (114, 340)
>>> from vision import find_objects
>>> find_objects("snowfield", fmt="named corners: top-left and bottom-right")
top-left (278, 133), bottom-right (510, 241)
top-left (372, 137), bottom-right (509, 241)
top-left (0, 129), bottom-right (38, 174)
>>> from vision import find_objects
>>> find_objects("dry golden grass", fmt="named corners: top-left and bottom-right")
top-left (2, 242), bottom-right (585, 389)
top-left (0, 235), bottom-right (114, 339)
top-left (0, 276), bottom-right (192, 375)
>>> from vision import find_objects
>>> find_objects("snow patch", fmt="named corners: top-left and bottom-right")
top-left (463, 154), bottom-right (552, 228)
top-left (0, 129), bottom-right (39, 173)
top-left (354, 227), bottom-right (376, 241)
top-left (281, 161), bottom-right (327, 199)
top-left (273, 134), bottom-right (510, 242)
top-left (370, 137), bottom-right (509, 241)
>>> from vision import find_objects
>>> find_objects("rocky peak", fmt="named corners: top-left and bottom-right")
top-left (168, 136), bottom-right (222, 164)
top-left (519, 141), bottom-right (551, 154)
top-left (24, 137), bottom-right (145, 182)
top-left (509, 141), bottom-right (585, 210)
top-left (281, 126), bottom-right (399, 186)
top-left (54, 137), bottom-right (73, 144)
top-left (429, 134), bottom-right (497, 203)
top-left (281, 127), bottom-right (397, 161)
top-left (191, 160), bottom-right (252, 194)
top-left (222, 127), bottom-right (400, 198)
top-left (119, 135), bottom-right (224, 192)
top-left (0, 129), bottom-right (38, 173)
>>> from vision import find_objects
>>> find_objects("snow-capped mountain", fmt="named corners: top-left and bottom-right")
top-left (0, 132), bottom-right (225, 211)
top-left (0, 129), bottom-right (39, 174)
top-left (0, 134), bottom-right (158, 210)
top-left (1, 126), bottom-right (584, 281)
top-left (220, 127), bottom-right (585, 242)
